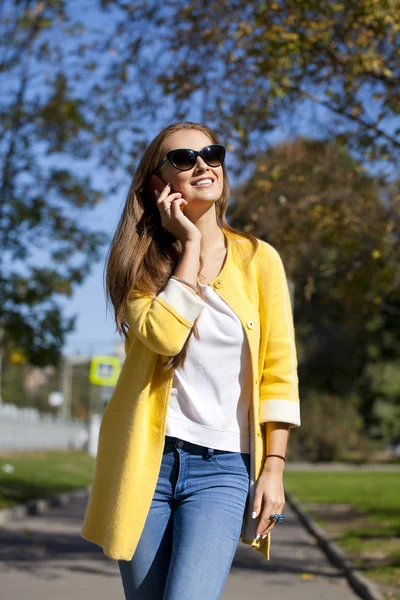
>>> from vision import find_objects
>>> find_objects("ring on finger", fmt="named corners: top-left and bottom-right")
top-left (263, 516), bottom-right (274, 523)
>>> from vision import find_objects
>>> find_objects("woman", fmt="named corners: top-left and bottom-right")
top-left (81, 121), bottom-right (301, 600)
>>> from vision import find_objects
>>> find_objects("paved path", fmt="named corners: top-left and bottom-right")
top-left (0, 495), bottom-right (362, 599)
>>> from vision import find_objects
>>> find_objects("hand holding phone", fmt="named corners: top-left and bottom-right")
top-left (149, 175), bottom-right (200, 243)
top-left (149, 174), bottom-right (183, 211)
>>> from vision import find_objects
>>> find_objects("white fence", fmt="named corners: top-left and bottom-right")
top-left (0, 404), bottom-right (89, 452)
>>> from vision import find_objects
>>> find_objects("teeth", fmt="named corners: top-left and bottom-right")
top-left (194, 179), bottom-right (213, 186)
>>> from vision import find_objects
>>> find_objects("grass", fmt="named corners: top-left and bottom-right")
top-left (284, 471), bottom-right (400, 600)
top-left (0, 450), bottom-right (96, 509)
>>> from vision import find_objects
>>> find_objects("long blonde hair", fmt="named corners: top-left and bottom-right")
top-left (105, 121), bottom-right (258, 372)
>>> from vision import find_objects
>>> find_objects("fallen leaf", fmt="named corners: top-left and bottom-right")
top-left (301, 573), bottom-right (315, 580)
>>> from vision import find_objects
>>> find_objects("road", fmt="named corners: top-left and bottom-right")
top-left (0, 493), bottom-right (362, 599)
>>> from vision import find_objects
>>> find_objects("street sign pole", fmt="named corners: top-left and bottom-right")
top-left (86, 355), bottom-right (122, 456)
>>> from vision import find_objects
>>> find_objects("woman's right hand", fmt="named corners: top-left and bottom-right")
top-left (155, 183), bottom-right (201, 244)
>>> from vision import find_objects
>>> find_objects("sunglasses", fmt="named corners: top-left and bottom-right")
top-left (151, 144), bottom-right (226, 176)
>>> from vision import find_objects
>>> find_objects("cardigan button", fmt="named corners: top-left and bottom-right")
top-left (177, 440), bottom-right (184, 448)
top-left (214, 279), bottom-right (223, 288)
top-left (246, 320), bottom-right (254, 329)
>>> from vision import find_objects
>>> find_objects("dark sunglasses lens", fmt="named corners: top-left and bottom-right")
top-left (203, 145), bottom-right (225, 166)
top-left (170, 149), bottom-right (196, 171)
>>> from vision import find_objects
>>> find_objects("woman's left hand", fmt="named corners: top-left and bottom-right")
top-left (252, 469), bottom-right (285, 539)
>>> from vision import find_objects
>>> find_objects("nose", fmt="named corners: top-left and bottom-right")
top-left (194, 156), bottom-right (210, 172)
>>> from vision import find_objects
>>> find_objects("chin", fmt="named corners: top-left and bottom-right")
top-left (187, 196), bottom-right (219, 204)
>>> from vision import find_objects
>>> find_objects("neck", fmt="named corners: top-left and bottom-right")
top-left (184, 204), bottom-right (226, 255)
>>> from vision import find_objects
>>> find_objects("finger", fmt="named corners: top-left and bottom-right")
top-left (157, 198), bottom-right (183, 220)
top-left (257, 504), bottom-right (284, 539)
top-left (157, 192), bottom-right (182, 209)
top-left (256, 504), bottom-right (278, 538)
top-left (160, 182), bottom-right (172, 197)
top-left (171, 198), bottom-right (186, 213)
top-left (260, 517), bottom-right (277, 539)
top-left (256, 511), bottom-right (274, 538)
top-left (156, 183), bottom-right (172, 205)
top-left (160, 196), bottom-right (183, 211)
top-left (252, 490), bottom-right (263, 520)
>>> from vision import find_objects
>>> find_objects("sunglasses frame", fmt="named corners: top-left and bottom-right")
top-left (150, 144), bottom-right (226, 177)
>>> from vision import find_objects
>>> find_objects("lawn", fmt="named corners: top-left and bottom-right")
top-left (284, 471), bottom-right (400, 600)
top-left (0, 450), bottom-right (96, 509)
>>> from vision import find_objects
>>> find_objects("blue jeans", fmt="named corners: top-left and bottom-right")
top-left (118, 435), bottom-right (250, 600)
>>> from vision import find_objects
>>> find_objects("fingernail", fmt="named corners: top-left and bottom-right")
top-left (262, 533), bottom-right (268, 539)
top-left (255, 533), bottom-right (261, 541)
top-left (166, 182), bottom-right (171, 187)
top-left (252, 511), bottom-right (257, 519)
top-left (154, 190), bottom-right (160, 198)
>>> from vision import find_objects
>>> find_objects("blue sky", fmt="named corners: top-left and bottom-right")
top-left (62, 203), bottom-right (121, 357)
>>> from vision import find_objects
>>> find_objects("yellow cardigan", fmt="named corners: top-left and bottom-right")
top-left (81, 229), bottom-right (301, 561)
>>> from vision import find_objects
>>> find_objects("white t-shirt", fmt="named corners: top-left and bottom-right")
top-left (165, 282), bottom-right (252, 453)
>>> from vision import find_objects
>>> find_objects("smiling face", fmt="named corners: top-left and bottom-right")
top-left (156, 129), bottom-right (224, 206)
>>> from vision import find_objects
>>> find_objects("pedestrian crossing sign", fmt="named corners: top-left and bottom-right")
top-left (89, 355), bottom-right (121, 386)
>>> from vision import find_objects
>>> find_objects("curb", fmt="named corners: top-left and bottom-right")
top-left (285, 489), bottom-right (384, 600)
top-left (0, 487), bottom-right (91, 526)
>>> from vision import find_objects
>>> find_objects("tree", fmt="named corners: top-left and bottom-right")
top-left (0, 2), bottom-right (116, 370)
top-left (98, 0), bottom-right (400, 172)
top-left (227, 137), bottom-right (400, 440)
top-left (229, 137), bottom-right (399, 319)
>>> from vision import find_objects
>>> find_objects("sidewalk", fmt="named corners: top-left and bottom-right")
top-left (0, 494), bottom-right (363, 599)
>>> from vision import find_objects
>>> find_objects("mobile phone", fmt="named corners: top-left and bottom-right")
top-left (148, 174), bottom-right (184, 211)
top-left (149, 173), bottom-right (172, 202)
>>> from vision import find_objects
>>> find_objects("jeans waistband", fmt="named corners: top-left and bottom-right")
top-left (164, 435), bottom-right (235, 458)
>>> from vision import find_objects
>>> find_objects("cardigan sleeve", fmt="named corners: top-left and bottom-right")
top-left (259, 246), bottom-right (301, 428)
top-left (125, 278), bottom-right (206, 356)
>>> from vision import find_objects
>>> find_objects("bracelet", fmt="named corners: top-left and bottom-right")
top-left (265, 454), bottom-right (286, 462)
top-left (170, 275), bottom-right (198, 294)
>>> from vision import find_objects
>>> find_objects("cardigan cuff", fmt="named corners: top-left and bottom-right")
top-left (259, 398), bottom-right (301, 428)
top-left (158, 277), bottom-right (205, 323)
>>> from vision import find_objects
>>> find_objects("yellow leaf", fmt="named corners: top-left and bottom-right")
top-left (9, 350), bottom-right (27, 365)
top-left (301, 573), bottom-right (315, 580)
